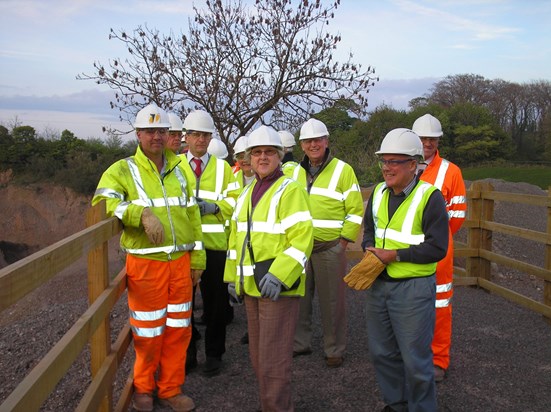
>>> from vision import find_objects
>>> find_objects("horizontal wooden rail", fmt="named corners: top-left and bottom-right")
top-left (0, 266), bottom-right (127, 411)
top-left (0, 217), bottom-right (120, 312)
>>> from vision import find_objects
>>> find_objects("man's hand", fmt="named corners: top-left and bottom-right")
top-left (141, 208), bottom-right (164, 245)
top-left (366, 247), bottom-right (397, 265)
top-left (228, 283), bottom-right (243, 306)
top-left (197, 199), bottom-right (218, 216)
top-left (191, 269), bottom-right (203, 286)
top-left (258, 272), bottom-right (282, 301)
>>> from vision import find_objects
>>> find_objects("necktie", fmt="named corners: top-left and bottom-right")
top-left (192, 158), bottom-right (202, 178)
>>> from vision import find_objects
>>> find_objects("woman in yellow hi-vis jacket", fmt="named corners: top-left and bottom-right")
top-left (224, 126), bottom-right (313, 412)
top-left (92, 104), bottom-right (205, 412)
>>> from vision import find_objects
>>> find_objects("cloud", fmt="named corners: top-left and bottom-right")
top-left (0, 89), bottom-right (116, 114)
top-left (367, 77), bottom-right (439, 111)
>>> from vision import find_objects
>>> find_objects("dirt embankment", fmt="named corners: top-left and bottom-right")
top-left (0, 182), bottom-right (92, 268)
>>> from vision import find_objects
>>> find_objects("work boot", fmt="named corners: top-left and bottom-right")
top-left (131, 393), bottom-right (153, 412)
top-left (434, 366), bottom-right (446, 382)
top-left (158, 394), bottom-right (195, 411)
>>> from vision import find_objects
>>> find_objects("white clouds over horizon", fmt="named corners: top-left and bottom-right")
top-left (1, 0), bottom-right (550, 138)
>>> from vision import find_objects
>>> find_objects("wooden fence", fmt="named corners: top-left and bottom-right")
top-left (1, 181), bottom-right (550, 411)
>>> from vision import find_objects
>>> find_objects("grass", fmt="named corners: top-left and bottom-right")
top-left (462, 165), bottom-right (551, 189)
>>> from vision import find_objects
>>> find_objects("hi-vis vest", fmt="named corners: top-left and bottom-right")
top-left (295, 158), bottom-right (363, 242)
top-left (223, 176), bottom-right (313, 297)
top-left (181, 155), bottom-right (236, 251)
top-left (372, 181), bottom-right (438, 279)
top-left (282, 161), bottom-right (301, 180)
top-left (420, 151), bottom-right (467, 307)
top-left (92, 146), bottom-right (206, 269)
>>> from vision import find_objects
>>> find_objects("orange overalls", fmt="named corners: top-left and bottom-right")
top-left (421, 151), bottom-right (466, 370)
top-left (127, 253), bottom-right (193, 399)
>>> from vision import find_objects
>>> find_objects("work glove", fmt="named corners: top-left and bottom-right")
top-left (258, 272), bottom-right (282, 301)
top-left (344, 249), bottom-right (386, 290)
top-left (197, 198), bottom-right (218, 216)
top-left (228, 283), bottom-right (243, 306)
top-left (141, 208), bottom-right (164, 245)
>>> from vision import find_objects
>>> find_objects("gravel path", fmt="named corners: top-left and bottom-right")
top-left (1, 178), bottom-right (550, 411)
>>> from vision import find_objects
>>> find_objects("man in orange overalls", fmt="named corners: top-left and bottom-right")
top-left (93, 103), bottom-right (205, 412)
top-left (413, 114), bottom-right (467, 383)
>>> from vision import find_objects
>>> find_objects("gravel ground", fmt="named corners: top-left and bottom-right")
top-left (1, 178), bottom-right (550, 411)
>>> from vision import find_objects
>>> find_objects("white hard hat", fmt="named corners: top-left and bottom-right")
top-left (207, 138), bottom-right (228, 159)
top-left (412, 114), bottom-right (443, 138)
top-left (134, 103), bottom-right (171, 129)
top-left (247, 125), bottom-right (283, 149)
top-left (376, 128), bottom-right (424, 159)
top-left (299, 118), bottom-right (329, 140)
top-left (278, 130), bottom-right (296, 147)
top-left (233, 135), bottom-right (249, 155)
top-left (167, 112), bottom-right (184, 132)
top-left (183, 110), bottom-right (215, 133)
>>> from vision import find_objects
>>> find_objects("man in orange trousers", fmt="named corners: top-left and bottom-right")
top-left (413, 114), bottom-right (467, 382)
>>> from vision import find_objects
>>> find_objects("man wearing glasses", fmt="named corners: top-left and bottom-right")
top-left (361, 128), bottom-right (449, 412)
top-left (293, 118), bottom-right (364, 368)
top-left (93, 103), bottom-right (204, 412)
top-left (182, 110), bottom-right (236, 377)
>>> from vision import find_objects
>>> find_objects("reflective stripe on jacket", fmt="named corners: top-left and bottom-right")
top-left (224, 176), bottom-right (313, 297)
top-left (182, 155), bottom-right (236, 251)
top-left (372, 181), bottom-right (438, 279)
top-left (295, 158), bottom-right (363, 242)
top-left (92, 146), bottom-right (206, 269)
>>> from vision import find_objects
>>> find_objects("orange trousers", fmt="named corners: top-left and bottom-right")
top-left (126, 253), bottom-right (193, 399)
top-left (432, 231), bottom-right (454, 370)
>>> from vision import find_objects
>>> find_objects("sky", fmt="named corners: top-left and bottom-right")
top-left (1, 0), bottom-right (550, 141)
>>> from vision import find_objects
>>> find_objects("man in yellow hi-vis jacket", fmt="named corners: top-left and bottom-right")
top-left (293, 118), bottom-right (364, 368)
top-left (92, 103), bottom-right (205, 412)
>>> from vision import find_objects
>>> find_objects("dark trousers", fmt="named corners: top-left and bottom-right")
top-left (198, 249), bottom-right (231, 358)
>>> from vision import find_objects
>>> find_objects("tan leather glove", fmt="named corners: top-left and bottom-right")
top-left (344, 249), bottom-right (386, 290)
top-left (141, 208), bottom-right (164, 245)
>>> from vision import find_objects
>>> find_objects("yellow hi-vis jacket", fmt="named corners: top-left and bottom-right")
top-left (372, 181), bottom-right (438, 279)
top-left (224, 176), bottom-right (313, 297)
top-left (295, 157), bottom-right (363, 242)
top-left (282, 160), bottom-right (301, 180)
top-left (92, 146), bottom-right (206, 269)
top-left (180, 155), bottom-right (236, 251)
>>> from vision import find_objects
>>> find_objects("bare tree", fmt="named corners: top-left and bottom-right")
top-left (77, 0), bottom-right (377, 148)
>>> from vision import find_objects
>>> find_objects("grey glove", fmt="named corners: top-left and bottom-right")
top-left (197, 198), bottom-right (218, 216)
top-left (258, 272), bottom-right (282, 301)
top-left (228, 283), bottom-right (243, 306)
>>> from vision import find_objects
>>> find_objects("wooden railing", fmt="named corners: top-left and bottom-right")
top-left (1, 182), bottom-right (551, 411)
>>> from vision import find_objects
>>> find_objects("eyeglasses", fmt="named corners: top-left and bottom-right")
top-left (168, 131), bottom-right (183, 138)
top-left (250, 148), bottom-right (278, 157)
top-left (140, 128), bottom-right (168, 137)
top-left (235, 153), bottom-right (245, 160)
top-left (186, 131), bottom-right (212, 140)
top-left (378, 158), bottom-right (415, 167)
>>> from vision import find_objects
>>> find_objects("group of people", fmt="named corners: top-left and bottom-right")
top-left (92, 102), bottom-right (465, 412)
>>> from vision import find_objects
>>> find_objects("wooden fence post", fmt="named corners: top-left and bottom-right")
top-left (86, 201), bottom-right (112, 412)
top-left (545, 187), bottom-right (551, 324)
top-left (466, 181), bottom-right (494, 281)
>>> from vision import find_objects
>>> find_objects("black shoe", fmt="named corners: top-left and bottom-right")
top-left (240, 332), bottom-right (249, 345)
top-left (292, 349), bottom-right (312, 358)
top-left (203, 356), bottom-right (222, 377)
